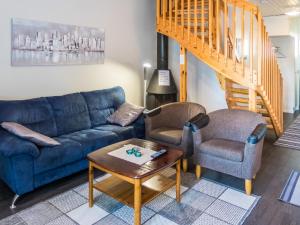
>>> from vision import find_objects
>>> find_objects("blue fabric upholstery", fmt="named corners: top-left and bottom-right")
top-left (94, 125), bottom-right (136, 140)
top-left (0, 86), bottom-right (145, 198)
top-left (47, 93), bottom-right (91, 136)
top-left (0, 98), bottom-right (57, 137)
top-left (34, 160), bottom-right (88, 189)
top-left (61, 129), bottom-right (119, 156)
top-left (82, 86), bottom-right (125, 127)
top-left (0, 130), bottom-right (40, 158)
top-left (132, 114), bottom-right (145, 139)
top-left (0, 154), bottom-right (35, 195)
top-left (34, 137), bottom-right (84, 174)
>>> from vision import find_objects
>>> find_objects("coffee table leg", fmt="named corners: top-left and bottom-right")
top-left (176, 160), bottom-right (181, 202)
top-left (89, 162), bottom-right (94, 208)
top-left (134, 179), bottom-right (142, 225)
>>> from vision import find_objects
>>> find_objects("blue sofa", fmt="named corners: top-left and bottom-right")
top-left (0, 86), bottom-right (144, 207)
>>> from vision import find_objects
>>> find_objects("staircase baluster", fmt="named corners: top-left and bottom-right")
top-left (201, 0), bottom-right (205, 48)
top-left (163, 0), bottom-right (167, 27)
top-left (181, 0), bottom-right (184, 37)
top-left (224, 0), bottom-right (228, 64)
top-left (188, 0), bottom-right (191, 41)
top-left (194, 0), bottom-right (198, 46)
top-left (241, 7), bottom-right (245, 77)
top-left (169, 0), bottom-right (173, 31)
top-left (216, 0), bottom-right (220, 60)
top-left (250, 9), bottom-right (254, 85)
top-left (175, 0), bottom-right (178, 34)
top-left (257, 10), bottom-right (262, 86)
top-left (232, 3), bottom-right (236, 71)
top-left (209, 0), bottom-right (213, 54)
top-left (157, 0), bottom-right (160, 26)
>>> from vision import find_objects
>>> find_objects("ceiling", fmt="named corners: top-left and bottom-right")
top-left (250, 0), bottom-right (300, 16)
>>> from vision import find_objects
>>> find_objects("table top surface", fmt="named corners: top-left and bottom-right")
top-left (87, 138), bottom-right (183, 179)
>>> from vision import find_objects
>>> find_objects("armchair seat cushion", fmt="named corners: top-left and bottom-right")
top-left (149, 127), bottom-right (182, 145)
top-left (198, 138), bottom-right (245, 162)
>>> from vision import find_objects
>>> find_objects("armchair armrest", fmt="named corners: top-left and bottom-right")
top-left (185, 113), bottom-right (210, 132)
top-left (247, 123), bottom-right (267, 144)
top-left (144, 107), bottom-right (162, 118)
top-left (0, 130), bottom-right (40, 158)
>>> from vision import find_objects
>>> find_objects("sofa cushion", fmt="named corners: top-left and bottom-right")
top-left (94, 124), bottom-right (135, 140)
top-left (61, 129), bottom-right (119, 156)
top-left (1, 122), bottom-right (60, 147)
top-left (34, 137), bottom-right (84, 174)
top-left (47, 93), bottom-right (91, 136)
top-left (149, 127), bottom-right (182, 145)
top-left (81, 87), bottom-right (125, 127)
top-left (107, 102), bottom-right (144, 127)
top-left (0, 97), bottom-right (57, 137)
top-left (198, 138), bottom-right (245, 162)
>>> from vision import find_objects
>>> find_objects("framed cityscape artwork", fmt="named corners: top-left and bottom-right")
top-left (11, 18), bottom-right (105, 66)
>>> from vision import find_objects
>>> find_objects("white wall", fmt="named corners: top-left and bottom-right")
top-left (270, 36), bottom-right (297, 113)
top-left (264, 15), bottom-right (290, 36)
top-left (0, 0), bottom-right (156, 105)
top-left (169, 39), bottom-right (228, 113)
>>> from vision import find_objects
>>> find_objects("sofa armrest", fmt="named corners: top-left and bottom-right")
top-left (132, 113), bottom-right (145, 138)
top-left (0, 130), bottom-right (40, 158)
top-left (247, 123), bottom-right (267, 144)
top-left (186, 113), bottom-right (210, 132)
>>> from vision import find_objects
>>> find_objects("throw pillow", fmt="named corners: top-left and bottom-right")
top-left (107, 102), bottom-right (144, 127)
top-left (1, 122), bottom-right (61, 147)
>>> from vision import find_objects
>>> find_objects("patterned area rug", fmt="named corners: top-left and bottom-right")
top-left (0, 169), bottom-right (260, 225)
top-left (279, 170), bottom-right (300, 207)
top-left (274, 115), bottom-right (300, 150)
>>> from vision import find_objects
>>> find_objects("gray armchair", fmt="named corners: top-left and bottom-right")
top-left (145, 102), bottom-right (206, 172)
top-left (191, 109), bottom-right (267, 195)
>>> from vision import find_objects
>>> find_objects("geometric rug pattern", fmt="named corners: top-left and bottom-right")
top-left (274, 115), bottom-right (300, 150)
top-left (0, 169), bottom-right (260, 225)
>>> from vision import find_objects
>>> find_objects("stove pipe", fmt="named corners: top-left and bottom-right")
top-left (147, 33), bottom-right (177, 95)
top-left (146, 34), bottom-right (177, 109)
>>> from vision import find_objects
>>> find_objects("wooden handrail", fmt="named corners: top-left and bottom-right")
top-left (156, 0), bottom-right (283, 135)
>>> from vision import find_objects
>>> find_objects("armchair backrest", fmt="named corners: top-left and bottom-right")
top-left (146, 102), bottom-right (206, 130)
top-left (202, 109), bottom-right (265, 143)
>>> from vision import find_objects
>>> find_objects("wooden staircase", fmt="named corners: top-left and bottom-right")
top-left (156, 0), bottom-right (283, 136)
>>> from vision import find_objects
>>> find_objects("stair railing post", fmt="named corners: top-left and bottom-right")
top-left (194, 0), bottom-right (198, 46)
top-left (209, 0), bottom-right (213, 55)
top-left (188, 0), bottom-right (191, 41)
top-left (181, 0), bottom-right (184, 38)
top-left (201, 0), bottom-right (205, 48)
top-left (169, 0), bottom-right (173, 31)
top-left (163, 0), bottom-right (167, 27)
top-left (175, 0), bottom-right (178, 34)
top-left (224, 0), bottom-right (228, 65)
top-left (157, 0), bottom-right (161, 26)
top-left (232, 3), bottom-right (236, 71)
top-left (257, 9), bottom-right (262, 86)
top-left (180, 45), bottom-right (187, 102)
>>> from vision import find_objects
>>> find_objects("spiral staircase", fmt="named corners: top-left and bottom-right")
top-left (156, 0), bottom-right (283, 136)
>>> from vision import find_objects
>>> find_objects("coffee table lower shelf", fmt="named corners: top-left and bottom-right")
top-left (93, 174), bottom-right (176, 208)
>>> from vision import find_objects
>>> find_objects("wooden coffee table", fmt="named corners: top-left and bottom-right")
top-left (87, 138), bottom-right (183, 225)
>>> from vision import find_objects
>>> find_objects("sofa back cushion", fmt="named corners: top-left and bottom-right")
top-left (47, 93), bottom-right (91, 136)
top-left (0, 98), bottom-right (57, 137)
top-left (82, 86), bottom-right (125, 127)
